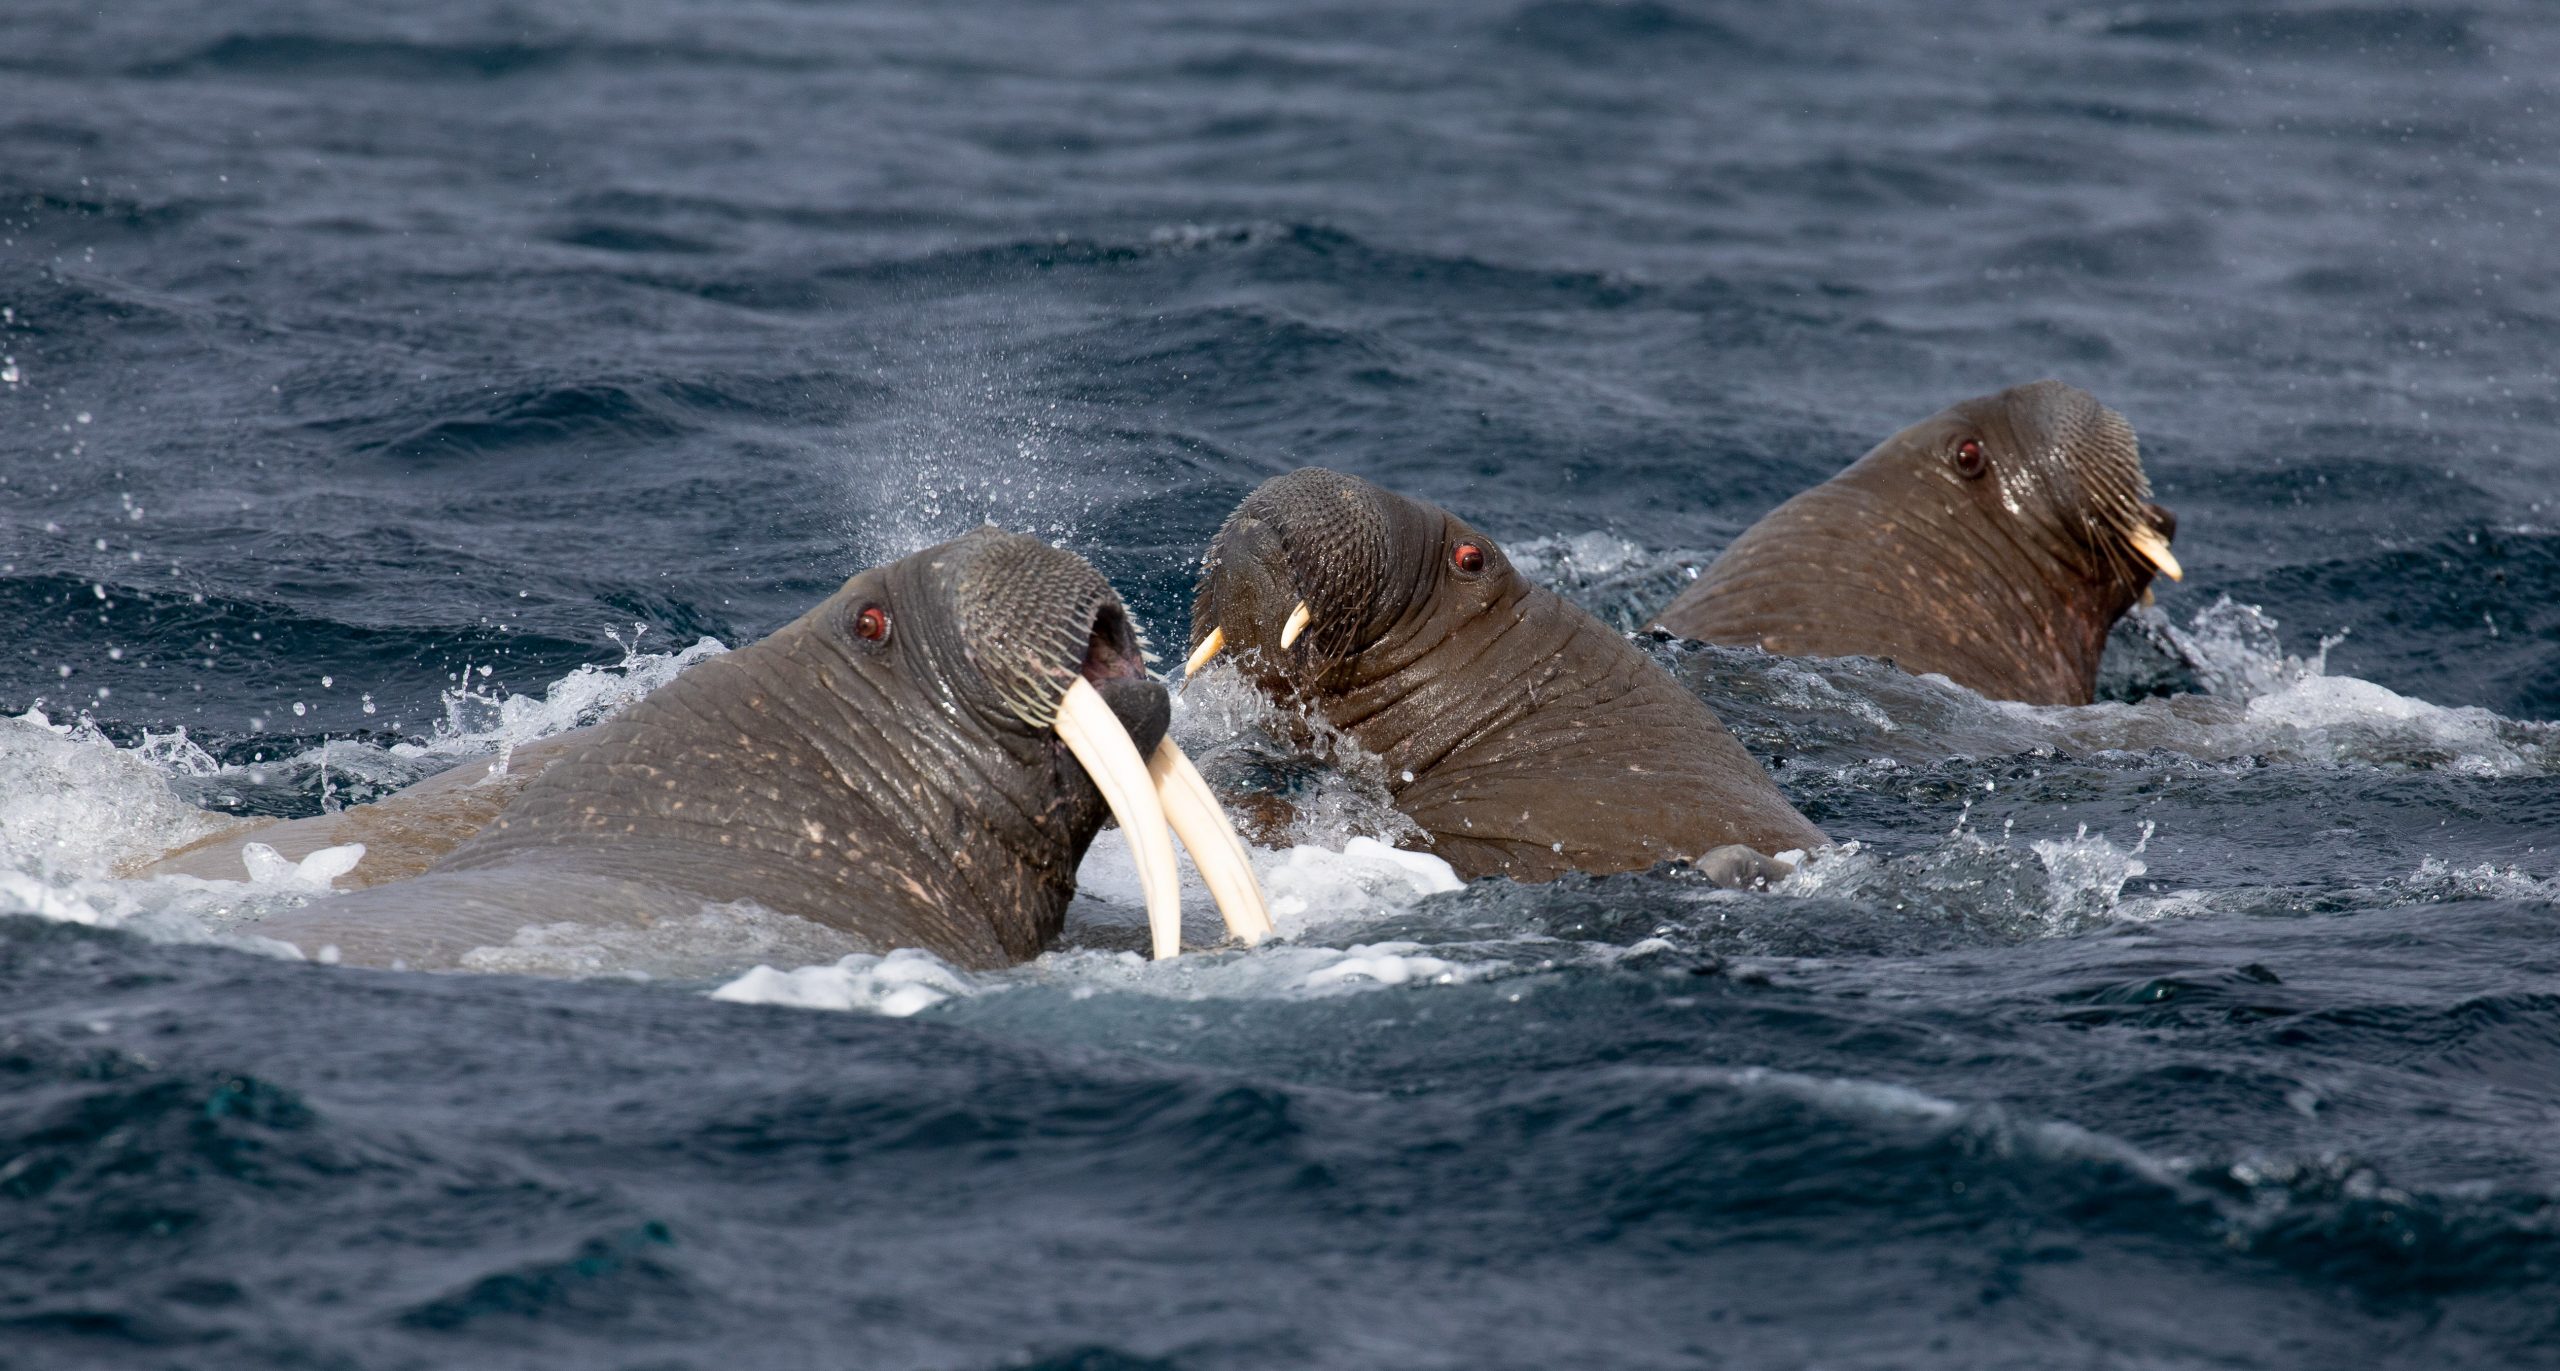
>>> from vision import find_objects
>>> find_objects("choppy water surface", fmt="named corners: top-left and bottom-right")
top-left (6, 2), bottom-right (2560, 1366)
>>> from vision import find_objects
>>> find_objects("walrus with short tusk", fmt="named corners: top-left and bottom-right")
top-left (229, 528), bottom-right (1270, 970)
top-left (1187, 468), bottom-right (1826, 885)
top-left (1649, 380), bottom-right (2180, 707)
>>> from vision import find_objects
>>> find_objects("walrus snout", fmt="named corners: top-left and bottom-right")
top-left (1190, 468), bottom-right (1407, 680)
top-left (1191, 514), bottom-right (1307, 673)
top-left (1089, 674), bottom-right (1170, 759)
top-left (933, 531), bottom-right (1273, 961)
top-left (1067, 594), bottom-right (1171, 766)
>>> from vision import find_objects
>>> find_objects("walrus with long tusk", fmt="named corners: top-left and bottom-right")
top-left (217, 529), bottom-right (1269, 971)
top-left (1649, 380), bottom-right (2181, 707)
top-left (1187, 468), bottom-right (1826, 885)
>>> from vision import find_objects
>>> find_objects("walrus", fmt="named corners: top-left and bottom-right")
top-left (213, 529), bottom-right (1270, 971)
top-left (1649, 380), bottom-right (2181, 707)
top-left (1185, 468), bottom-right (1827, 884)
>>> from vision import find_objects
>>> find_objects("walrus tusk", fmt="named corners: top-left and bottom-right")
top-left (1183, 627), bottom-right (1226, 679)
top-left (1055, 677), bottom-right (1184, 960)
top-left (2128, 525), bottom-right (2182, 581)
top-left (1148, 737), bottom-right (1273, 946)
top-left (1279, 601), bottom-right (1312, 649)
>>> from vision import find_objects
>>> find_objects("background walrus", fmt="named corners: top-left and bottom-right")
top-left (1650, 380), bottom-right (2180, 707)
top-left (1189, 468), bottom-right (1825, 884)
top-left (226, 529), bottom-right (1268, 970)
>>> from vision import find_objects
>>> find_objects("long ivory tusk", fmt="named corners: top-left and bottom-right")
top-left (1279, 601), bottom-right (1312, 649)
top-left (1183, 627), bottom-right (1226, 679)
top-left (1054, 677), bottom-right (1184, 960)
top-left (2128, 525), bottom-right (2183, 582)
top-left (1148, 737), bottom-right (1273, 946)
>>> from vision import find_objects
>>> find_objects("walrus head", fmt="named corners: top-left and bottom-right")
top-left (1186, 469), bottom-right (1827, 881)
top-left (1183, 466), bottom-right (1522, 701)
top-left (1651, 381), bottom-right (2179, 707)
top-left (426, 526), bottom-right (1269, 967)
top-left (1897, 379), bottom-right (2179, 594)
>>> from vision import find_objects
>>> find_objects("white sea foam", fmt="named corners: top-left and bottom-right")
top-left (713, 830), bottom-right (1478, 1015)
top-left (1070, 818), bottom-right (1462, 948)
top-left (240, 841), bottom-right (365, 890)
top-left (2029, 823), bottom-right (2153, 923)
top-left (1299, 943), bottom-right (1463, 988)
top-left (1990, 602), bottom-right (2560, 774)
top-left (391, 631), bottom-right (727, 771)
top-left (1774, 826), bottom-right (2158, 934)
top-left (711, 947), bottom-right (978, 1016)
top-left (0, 708), bottom-right (236, 879)
top-left (707, 929), bottom-right (1490, 1017)
top-left (0, 637), bottom-right (729, 949)
top-left (2393, 857), bottom-right (2560, 903)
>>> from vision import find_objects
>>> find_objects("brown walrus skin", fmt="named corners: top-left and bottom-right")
top-left (223, 529), bottom-right (1199, 972)
top-left (1190, 468), bottom-right (1827, 884)
top-left (1650, 381), bottom-right (2181, 707)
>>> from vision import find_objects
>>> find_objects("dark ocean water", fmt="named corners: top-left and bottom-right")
top-left (5, 2), bottom-right (2560, 1367)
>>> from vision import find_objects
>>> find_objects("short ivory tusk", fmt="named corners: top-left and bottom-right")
top-left (1149, 737), bottom-right (1273, 946)
top-left (1054, 677), bottom-right (1184, 960)
top-left (1182, 627), bottom-right (1226, 679)
top-left (2128, 525), bottom-right (2183, 581)
top-left (1279, 601), bottom-right (1313, 649)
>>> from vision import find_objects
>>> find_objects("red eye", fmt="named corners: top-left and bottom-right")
top-left (855, 605), bottom-right (890, 642)
top-left (1452, 542), bottom-right (1485, 574)
top-left (1954, 437), bottom-right (1987, 478)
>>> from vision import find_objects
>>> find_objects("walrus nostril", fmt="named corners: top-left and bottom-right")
top-left (1079, 602), bottom-right (1148, 685)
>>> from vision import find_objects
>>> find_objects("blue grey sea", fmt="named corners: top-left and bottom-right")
top-left (4, 2), bottom-right (2558, 1366)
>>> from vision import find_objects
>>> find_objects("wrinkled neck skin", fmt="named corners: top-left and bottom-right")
top-left (1659, 440), bottom-right (2151, 707)
top-left (1225, 539), bottom-right (1826, 882)
top-left (278, 561), bottom-right (1112, 972)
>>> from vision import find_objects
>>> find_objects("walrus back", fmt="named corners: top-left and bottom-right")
top-left (1652, 481), bottom-right (2104, 707)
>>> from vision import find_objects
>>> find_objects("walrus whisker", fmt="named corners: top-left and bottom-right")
top-left (1148, 737), bottom-right (1274, 945)
top-left (1055, 677), bottom-right (1185, 960)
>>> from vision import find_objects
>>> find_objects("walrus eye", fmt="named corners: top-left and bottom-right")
top-left (1953, 437), bottom-right (1987, 479)
top-left (854, 605), bottom-right (891, 644)
top-left (1451, 543), bottom-right (1486, 575)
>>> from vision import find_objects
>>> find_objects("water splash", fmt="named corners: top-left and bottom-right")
top-left (0, 707), bottom-right (235, 879)
top-left (403, 627), bottom-right (728, 770)
top-left (1168, 665), bottom-right (1427, 849)
top-left (1509, 530), bottom-right (1714, 632)
top-left (836, 340), bottom-right (1126, 566)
